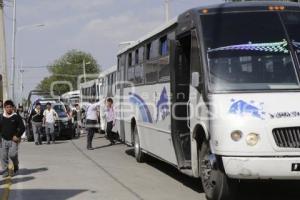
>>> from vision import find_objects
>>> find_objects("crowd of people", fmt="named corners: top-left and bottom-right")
top-left (0, 97), bottom-right (117, 178)
top-left (27, 98), bottom-right (117, 150)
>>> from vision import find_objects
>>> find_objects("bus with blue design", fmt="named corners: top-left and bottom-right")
top-left (115, 1), bottom-right (300, 199)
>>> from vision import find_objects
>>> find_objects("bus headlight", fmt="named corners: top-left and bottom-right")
top-left (231, 130), bottom-right (242, 142)
top-left (246, 133), bottom-right (260, 146)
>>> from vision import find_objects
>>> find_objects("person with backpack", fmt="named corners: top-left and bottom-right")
top-left (28, 102), bottom-right (44, 145)
top-left (43, 102), bottom-right (58, 144)
top-left (0, 100), bottom-right (25, 177)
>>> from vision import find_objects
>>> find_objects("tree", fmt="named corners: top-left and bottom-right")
top-left (37, 50), bottom-right (100, 96)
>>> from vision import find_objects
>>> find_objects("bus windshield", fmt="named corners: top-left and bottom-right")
top-left (282, 12), bottom-right (300, 63)
top-left (201, 11), bottom-right (300, 92)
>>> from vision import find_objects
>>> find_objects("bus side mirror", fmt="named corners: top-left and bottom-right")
top-left (191, 72), bottom-right (200, 88)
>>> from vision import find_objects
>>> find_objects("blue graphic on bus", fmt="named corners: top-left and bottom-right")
top-left (229, 99), bottom-right (265, 120)
top-left (156, 87), bottom-right (170, 122)
top-left (129, 92), bottom-right (153, 123)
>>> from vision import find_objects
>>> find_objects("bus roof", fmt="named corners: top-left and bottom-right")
top-left (118, 18), bottom-right (177, 55)
top-left (80, 79), bottom-right (98, 88)
top-left (98, 65), bottom-right (117, 79)
top-left (191, 1), bottom-right (300, 14)
top-left (61, 90), bottom-right (80, 98)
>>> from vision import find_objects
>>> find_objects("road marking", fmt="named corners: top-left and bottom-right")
top-left (1, 164), bottom-right (13, 200)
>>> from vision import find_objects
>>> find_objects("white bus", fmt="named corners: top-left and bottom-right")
top-left (115, 1), bottom-right (300, 199)
top-left (98, 65), bottom-right (117, 132)
top-left (78, 66), bottom-right (117, 132)
top-left (79, 79), bottom-right (99, 104)
top-left (98, 65), bottom-right (117, 101)
top-left (61, 90), bottom-right (80, 106)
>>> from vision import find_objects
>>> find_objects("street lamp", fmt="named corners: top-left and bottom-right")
top-left (11, 23), bottom-right (45, 101)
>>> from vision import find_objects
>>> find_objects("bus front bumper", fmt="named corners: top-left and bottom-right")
top-left (222, 156), bottom-right (300, 180)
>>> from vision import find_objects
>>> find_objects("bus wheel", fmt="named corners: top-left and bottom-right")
top-left (199, 141), bottom-right (237, 200)
top-left (134, 126), bottom-right (145, 163)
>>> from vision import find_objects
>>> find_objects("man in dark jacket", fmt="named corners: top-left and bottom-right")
top-left (0, 100), bottom-right (25, 177)
top-left (28, 102), bottom-right (44, 145)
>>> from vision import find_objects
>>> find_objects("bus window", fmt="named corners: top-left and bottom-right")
top-left (168, 31), bottom-right (175, 40)
top-left (158, 61), bottom-right (170, 82)
top-left (145, 63), bottom-right (158, 83)
top-left (151, 39), bottom-right (160, 59)
top-left (139, 47), bottom-right (144, 63)
top-left (146, 43), bottom-right (151, 60)
top-left (128, 53), bottom-right (132, 67)
top-left (135, 64), bottom-right (144, 84)
top-left (160, 36), bottom-right (168, 56)
top-left (127, 65), bottom-right (135, 83)
top-left (135, 49), bottom-right (139, 64)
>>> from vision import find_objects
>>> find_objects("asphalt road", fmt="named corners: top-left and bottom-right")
top-left (0, 133), bottom-right (299, 200)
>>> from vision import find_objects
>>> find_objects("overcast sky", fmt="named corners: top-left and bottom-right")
top-left (3, 0), bottom-right (223, 99)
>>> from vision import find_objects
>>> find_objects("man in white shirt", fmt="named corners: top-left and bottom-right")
top-left (85, 101), bottom-right (102, 150)
top-left (43, 102), bottom-right (58, 144)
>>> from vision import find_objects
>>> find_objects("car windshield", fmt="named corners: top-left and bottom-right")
top-left (201, 11), bottom-right (300, 92)
top-left (53, 104), bottom-right (67, 117)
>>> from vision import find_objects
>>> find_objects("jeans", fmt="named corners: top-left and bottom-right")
top-left (0, 139), bottom-right (19, 173)
top-left (106, 121), bottom-right (114, 142)
top-left (45, 122), bottom-right (55, 143)
top-left (86, 120), bottom-right (97, 148)
top-left (32, 122), bottom-right (42, 144)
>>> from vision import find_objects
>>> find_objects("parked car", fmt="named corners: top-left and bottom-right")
top-left (52, 102), bottom-right (75, 139)
top-left (26, 100), bottom-right (74, 141)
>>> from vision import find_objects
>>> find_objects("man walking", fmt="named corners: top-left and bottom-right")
top-left (28, 102), bottom-right (43, 145)
top-left (0, 100), bottom-right (25, 177)
top-left (106, 98), bottom-right (116, 145)
top-left (43, 102), bottom-right (58, 144)
top-left (72, 104), bottom-right (83, 138)
top-left (86, 101), bottom-right (101, 150)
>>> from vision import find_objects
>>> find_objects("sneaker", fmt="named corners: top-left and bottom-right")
top-left (13, 166), bottom-right (19, 176)
top-left (35, 142), bottom-right (39, 145)
top-left (47, 142), bottom-right (50, 145)
top-left (2, 172), bottom-right (9, 178)
top-left (110, 140), bottom-right (115, 145)
top-left (87, 147), bottom-right (93, 150)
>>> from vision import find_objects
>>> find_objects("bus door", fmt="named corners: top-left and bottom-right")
top-left (170, 32), bottom-right (192, 168)
top-left (118, 59), bottom-right (126, 142)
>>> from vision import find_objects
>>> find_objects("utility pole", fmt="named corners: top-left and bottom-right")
top-left (83, 59), bottom-right (86, 83)
top-left (164, 0), bottom-right (170, 22)
top-left (11, 0), bottom-right (16, 100)
top-left (0, 0), bottom-right (8, 101)
top-left (19, 62), bottom-right (24, 103)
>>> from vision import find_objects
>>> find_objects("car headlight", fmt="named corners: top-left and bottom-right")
top-left (231, 130), bottom-right (243, 142)
top-left (246, 133), bottom-right (260, 146)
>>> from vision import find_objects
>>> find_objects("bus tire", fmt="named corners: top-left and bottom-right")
top-left (134, 126), bottom-right (145, 163)
top-left (199, 141), bottom-right (237, 200)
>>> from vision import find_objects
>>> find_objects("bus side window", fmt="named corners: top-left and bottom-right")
top-left (135, 64), bottom-right (144, 85)
top-left (144, 62), bottom-right (158, 84)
